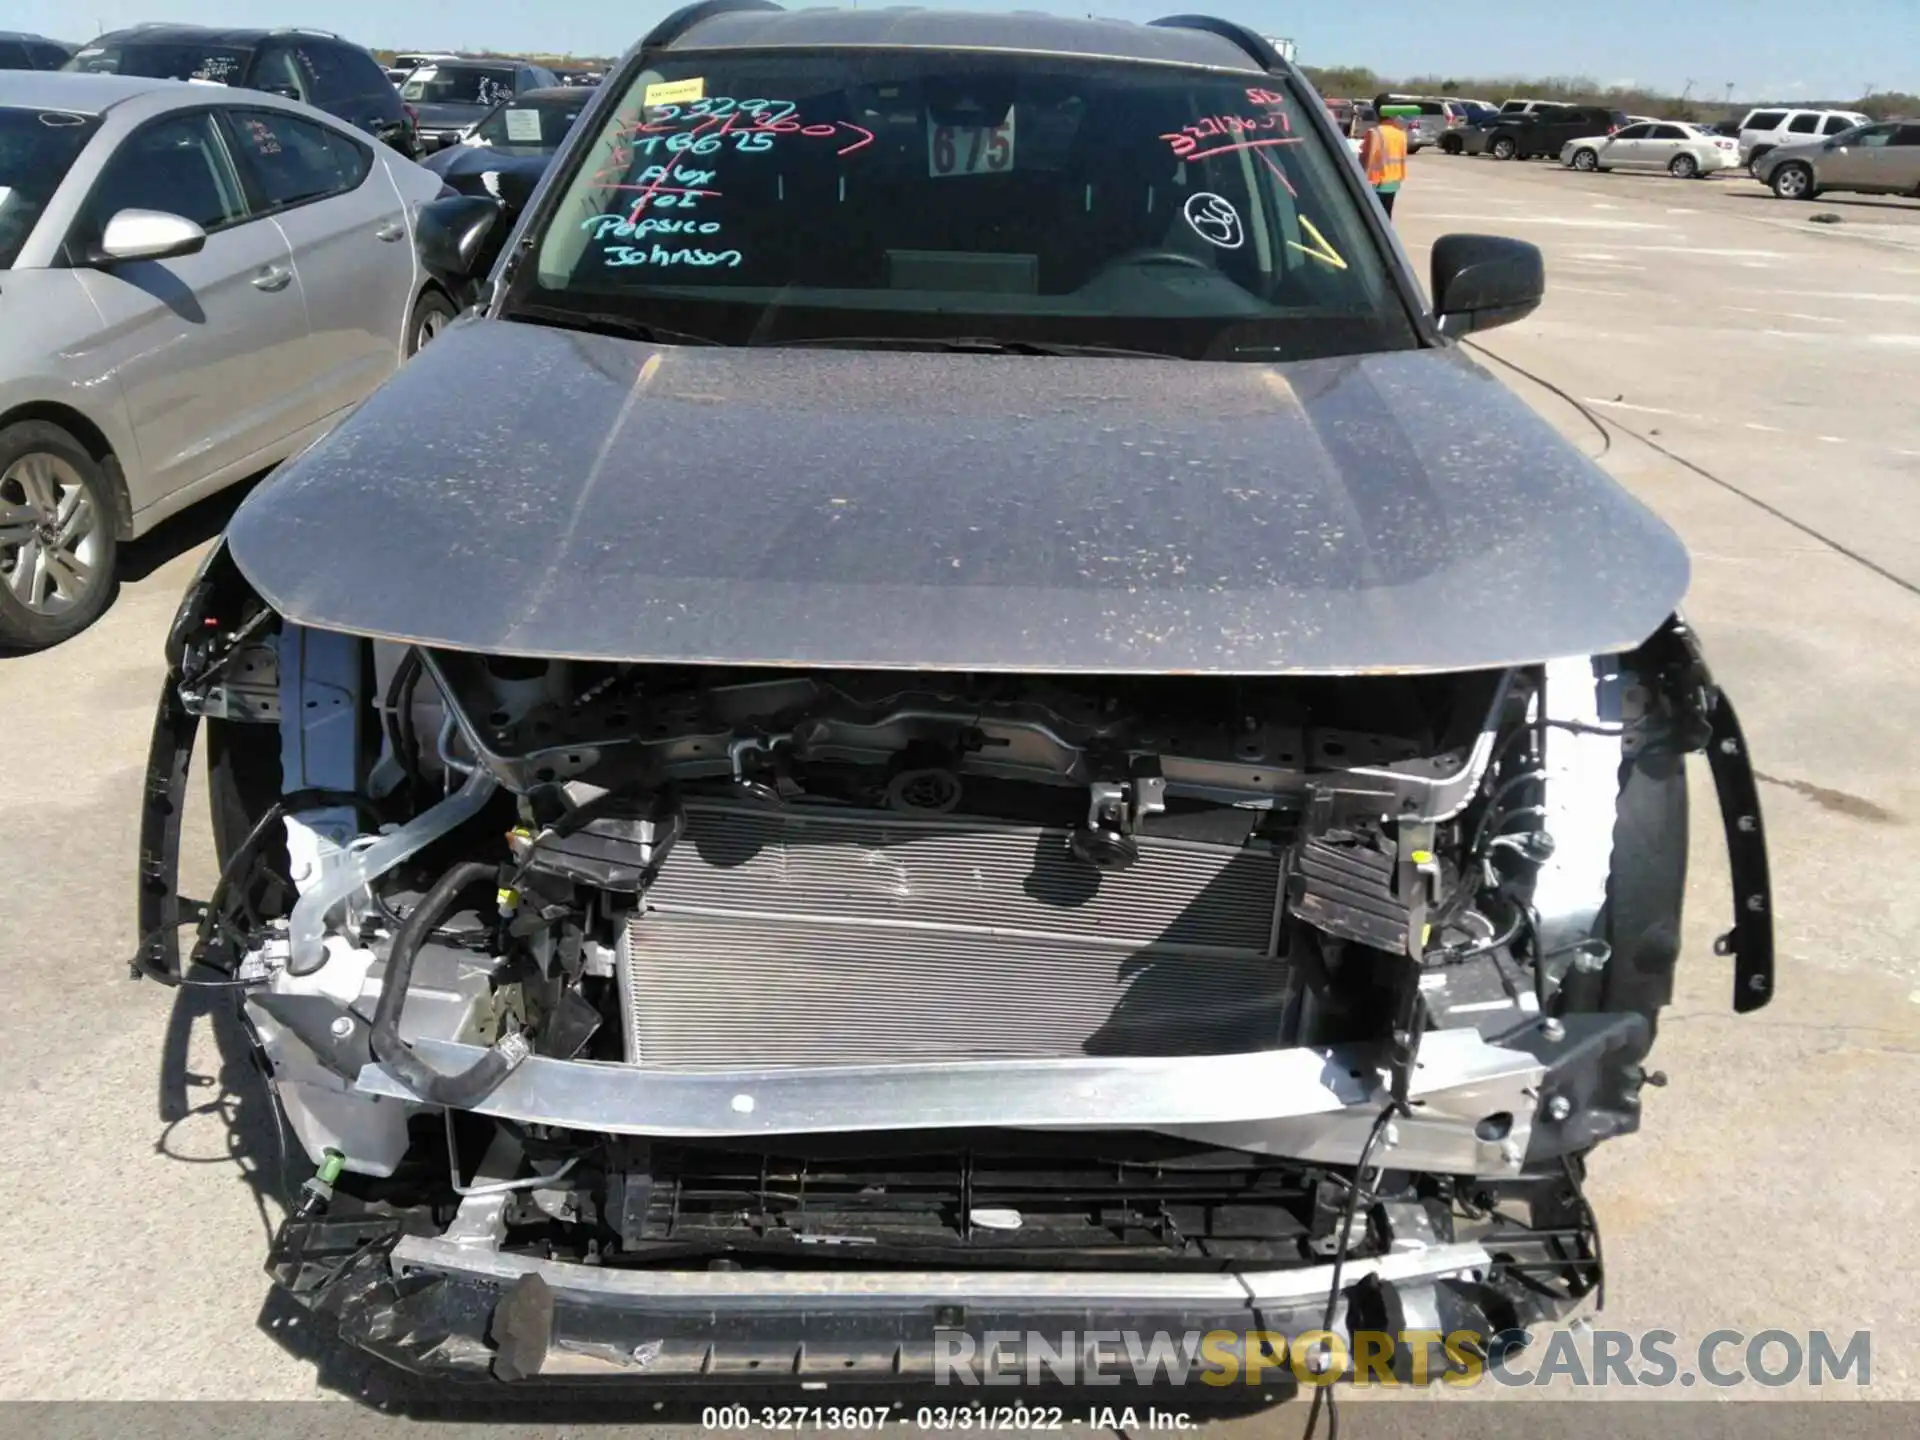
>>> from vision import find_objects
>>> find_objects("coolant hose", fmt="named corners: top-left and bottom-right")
top-left (370, 860), bottom-right (530, 1107)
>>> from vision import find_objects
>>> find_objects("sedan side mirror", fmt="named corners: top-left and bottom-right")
top-left (93, 209), bottom-right (207, 264)
top-left (1431, 233), bottom-right (1545, 338)
top-left (416, 193), bottom-right (504, 283)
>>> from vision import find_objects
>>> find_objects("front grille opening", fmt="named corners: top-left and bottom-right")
top-left (600, 1133), bottom-right (1333, 1272)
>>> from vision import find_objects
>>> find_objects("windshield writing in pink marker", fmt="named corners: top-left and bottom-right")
top-left (1161, 110), bottom-right (1300, 162)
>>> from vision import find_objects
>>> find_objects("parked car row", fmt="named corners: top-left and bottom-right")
top-left (65, 25), bottom-right (423, 158)
top-left (1439, 104), bottom-right (1632, 160)
top-left (1427, 94), bottom-right (1917, 202)
top-left (1326, 92), bottom-right (1495, 149)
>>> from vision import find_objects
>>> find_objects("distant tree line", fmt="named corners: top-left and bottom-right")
top-left (1301, 66), bottom-right (1919, 122)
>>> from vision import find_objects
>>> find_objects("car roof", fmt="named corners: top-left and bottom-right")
top-left (421, 56), bottom-right (532, 69)
top-left (667, 7), bottom-right (1266, 72)
top-left (85, 24), bottom-right (344, 46)
top-left (513, 86), bottom-right (591, 103)
top-left (0, 69), bottom-right (185, 112)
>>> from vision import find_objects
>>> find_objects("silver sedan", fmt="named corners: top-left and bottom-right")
top-left (0, 71), bottom-right (452, 648)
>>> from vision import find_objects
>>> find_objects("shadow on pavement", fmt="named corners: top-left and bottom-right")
top-left (119, 471), bottom-right (263, 583)
top-left (1720, 191), bottom-right (1920, 214)
top-left (154, 975), bottom-right (295, 1254)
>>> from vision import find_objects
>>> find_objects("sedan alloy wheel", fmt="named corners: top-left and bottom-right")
top-left (0, 453), bottom-right (103, 619)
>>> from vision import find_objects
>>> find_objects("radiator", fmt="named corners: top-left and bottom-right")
top-left (617, 802), bottom-right (1289, 1069)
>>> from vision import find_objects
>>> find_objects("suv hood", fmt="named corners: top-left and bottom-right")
top-left (224, 319), bottom-right (1689, 674)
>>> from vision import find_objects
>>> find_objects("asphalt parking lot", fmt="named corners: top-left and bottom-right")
top-left (0, 151), bottom-right (1916, 1417)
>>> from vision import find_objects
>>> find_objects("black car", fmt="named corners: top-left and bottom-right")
top-left (1475, 103), bottom-right (1630, 160)
top-left (64, 25), bottom-right (418, 158)
top-left (400, 57), bottom-right (562, 151)
top-left (146, 1), bottom-right (1770, 1392)
top-left (0, 31), bottom-right (74, 69)
top-left (421, 87), bottom-right (593, 300)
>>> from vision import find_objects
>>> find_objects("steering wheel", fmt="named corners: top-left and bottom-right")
top-left (1096, 247), bottom-right (1213, 275)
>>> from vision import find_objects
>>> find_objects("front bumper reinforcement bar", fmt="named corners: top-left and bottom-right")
top-left (355, 1026), bottom-right (1553, 1176)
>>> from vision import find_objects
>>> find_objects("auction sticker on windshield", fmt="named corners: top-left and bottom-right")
top-left (505, 108), bottom-right (543, 142)
top-left (928, 110), bottom-right (1014, 177)
top-left (645, 76), bottom-right (706, 109)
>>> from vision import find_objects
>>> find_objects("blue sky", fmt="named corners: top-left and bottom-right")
top-left (29, 0), bottom-right (1918, 102)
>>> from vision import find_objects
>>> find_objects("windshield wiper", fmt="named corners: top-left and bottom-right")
top-left (504, 304), bottom-right (720, 346)
top-left (759, 335), bottom-right (1177, 360)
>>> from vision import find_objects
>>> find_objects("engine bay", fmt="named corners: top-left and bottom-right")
top-left (131, 550), bottom-right (1775, 1381)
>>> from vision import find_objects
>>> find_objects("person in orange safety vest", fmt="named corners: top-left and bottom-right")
top-left (1360, 105), bottom-right (1412, 218)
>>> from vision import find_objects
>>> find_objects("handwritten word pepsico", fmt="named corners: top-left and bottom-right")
top-left (605, 243), bottom-right (744, 269)
top-left (585, 213), bottom-right (724, 241)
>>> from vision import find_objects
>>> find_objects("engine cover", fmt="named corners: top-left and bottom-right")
top-left (618, 802), bottom-right (1289, 1068)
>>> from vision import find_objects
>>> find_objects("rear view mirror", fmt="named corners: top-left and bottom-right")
top-left (416, 194), bottom-right (503, 283)
top-left (1430, 234), bottom-right (1545, 339)
top-left (93, 209), bottom-right (207, 264)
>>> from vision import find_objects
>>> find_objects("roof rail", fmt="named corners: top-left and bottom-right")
top-left (274, 28), bottom-right (343, 41)
top-left (1148, 15), bottom-right (1289, 71)
top-left (641, 0), bottom-right (783, 52)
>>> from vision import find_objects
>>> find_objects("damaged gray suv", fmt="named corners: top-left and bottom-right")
top-left (137, 3), bottom-right (1773, 1392)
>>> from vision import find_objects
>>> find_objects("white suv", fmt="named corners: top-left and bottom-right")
top-left (1737, 107), bottom-right (1870, 172)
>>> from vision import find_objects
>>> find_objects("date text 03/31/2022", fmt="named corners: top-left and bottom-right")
top-left (700, 1406), bottom-right (1197, 1431)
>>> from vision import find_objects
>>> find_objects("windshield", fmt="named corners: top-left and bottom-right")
top-left (0, 107), bottom-right (100, 268)
top-left (512, 50), bottom-right (1415, 361)
top-left (64, 40), bottom-right (251, 84)
top-left (403, 64), bottom-right (518, 108)
top-left (472, 95), bottom-right (587, 153)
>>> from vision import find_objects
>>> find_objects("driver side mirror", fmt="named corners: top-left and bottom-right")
top-left (258, 83), bottom-right (303, 101)
top-left (91, 209), bottom-right (207, 264)
top-left (416, 193), bottom-right (504, 284)
top-left (1430, 234), bottom-right (1545, 339)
